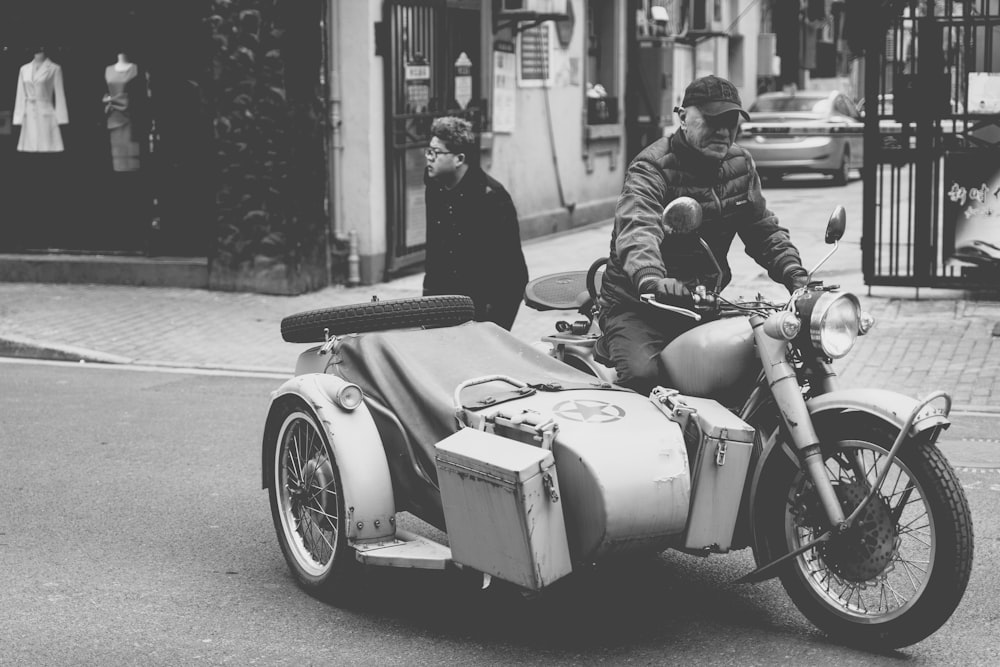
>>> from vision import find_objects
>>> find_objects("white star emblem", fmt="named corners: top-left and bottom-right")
top-left (552, 399), bottom-right (625, 424)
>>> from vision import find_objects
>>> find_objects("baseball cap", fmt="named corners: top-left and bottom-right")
top-left (680, 75), bottom-right (750, 120)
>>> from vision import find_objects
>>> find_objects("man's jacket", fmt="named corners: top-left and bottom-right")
top-left (424, 165), bottom-right (528, 323)
top-left (600, 130), bottom-right (803, 309)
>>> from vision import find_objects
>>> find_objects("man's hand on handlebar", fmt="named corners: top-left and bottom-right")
top-left (645, 277), bottom-right (692, 305)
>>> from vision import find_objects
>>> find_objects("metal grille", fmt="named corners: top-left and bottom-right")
top-left (863, 0), bottom-right (1000, 289)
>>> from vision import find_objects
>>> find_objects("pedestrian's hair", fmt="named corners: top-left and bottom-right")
top-left (430, 116), bottom-right (475, 155)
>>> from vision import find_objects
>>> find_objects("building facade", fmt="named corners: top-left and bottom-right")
top-left (0, 0), bottom-right (768, 293)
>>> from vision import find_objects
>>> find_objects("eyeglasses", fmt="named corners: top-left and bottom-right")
top-left (425, 147), bottom-right (455, 160)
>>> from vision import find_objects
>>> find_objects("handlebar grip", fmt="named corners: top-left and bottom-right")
top-left (640, 294), bottom-right (702, 321)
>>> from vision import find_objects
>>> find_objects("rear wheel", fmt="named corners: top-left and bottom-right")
top-left (269, 403), bottom-right (357, 600)
top-left (758, 414), bottom-right (973, 648)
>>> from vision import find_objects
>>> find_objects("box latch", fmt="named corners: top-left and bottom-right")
top-left (715, 440), bottom-right (727, 466)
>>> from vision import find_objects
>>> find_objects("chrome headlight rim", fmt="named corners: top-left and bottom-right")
top-left (808, 292), bottom-right (861, 359)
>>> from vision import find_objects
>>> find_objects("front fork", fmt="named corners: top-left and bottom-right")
top-left (750, 315), bottom-right (847, 528)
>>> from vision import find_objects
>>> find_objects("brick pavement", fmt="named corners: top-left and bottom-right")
top-left (1, 180), bottom-right (999, 412)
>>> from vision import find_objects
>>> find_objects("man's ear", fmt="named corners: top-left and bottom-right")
top-left (455, 152), bottom-right (467, 166)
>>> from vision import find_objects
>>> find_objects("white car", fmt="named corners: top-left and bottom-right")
top-left (737, 90), bottom-right (864, 186)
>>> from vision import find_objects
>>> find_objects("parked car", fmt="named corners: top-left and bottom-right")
top-left (737, 90), bottom-right (864, 186)
top-left (953, 239), bottom-right (1000, 266)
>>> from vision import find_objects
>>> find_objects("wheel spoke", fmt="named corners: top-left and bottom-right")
top-left (787, 439), bottom-right (941, 621)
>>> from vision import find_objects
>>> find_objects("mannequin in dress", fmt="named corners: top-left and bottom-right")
top-left (13, 46), bottom-right (69, 152)
top-left (104, 50), bottom-right (147, 172)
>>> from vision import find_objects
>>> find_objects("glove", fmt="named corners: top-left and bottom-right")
top-left (642, 277), bottom-right (692, 304)
top-left (783, 268), bottom-right (809, 293)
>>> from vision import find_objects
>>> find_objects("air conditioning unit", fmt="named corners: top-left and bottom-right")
top-left (498, 0), bottom-right (567, 14)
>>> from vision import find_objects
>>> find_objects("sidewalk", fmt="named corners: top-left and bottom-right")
top-left (2, 203), bottom-right (999, 415)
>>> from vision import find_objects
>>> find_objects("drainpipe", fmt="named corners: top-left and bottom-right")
top-left (327, 0), bottom-right (347, 244)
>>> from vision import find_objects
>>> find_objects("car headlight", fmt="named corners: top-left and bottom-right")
top-left (807, 292), bottom-right (862, 358)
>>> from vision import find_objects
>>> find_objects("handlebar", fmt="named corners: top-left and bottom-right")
top-left (640, 294), bottom-right (702, 321)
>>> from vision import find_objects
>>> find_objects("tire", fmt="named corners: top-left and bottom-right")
top-left (757, 413), bottom-right (973, 649)
top-left (269, 403), bottom-right (358, 600)
top-left (831, 150), bottom-right (850, 186)
top-left (281, 295), bottom-right (475, 342)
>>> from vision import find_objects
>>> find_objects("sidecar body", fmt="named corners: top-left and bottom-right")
top-left (263, 317), bottom-right (754, 592)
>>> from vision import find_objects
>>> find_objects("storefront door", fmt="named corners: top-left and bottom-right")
top-left (382, 0), bottom-right (482, 275)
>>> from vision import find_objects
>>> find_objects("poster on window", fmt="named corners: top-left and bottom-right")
top-left (943, 152), bottom-right (1000, 270)
top-left (493, 41), bottom-right (516, 133)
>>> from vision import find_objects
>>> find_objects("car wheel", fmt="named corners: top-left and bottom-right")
top-left (831, 150), bottom-right (850, 186)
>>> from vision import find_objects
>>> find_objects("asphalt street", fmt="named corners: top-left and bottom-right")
top-left (1, 358), bottom-right (998, 666)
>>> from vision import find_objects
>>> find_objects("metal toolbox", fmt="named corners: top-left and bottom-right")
top-left (657, 393), bottom-right (755, 552)
top-left (434, 428), bottom-right (573, 590)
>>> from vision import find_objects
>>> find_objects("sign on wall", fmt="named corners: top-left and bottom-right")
top-left (518, 22), bottom-right (552, 86)
top-left (405, 58), bottom-right (431, 113)
top-left (454, 52), bottom-right (473, 110)
top-left (493, 41), bottom-right (516, 132)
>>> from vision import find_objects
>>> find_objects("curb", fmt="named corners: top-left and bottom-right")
top-left (0, 334), bottom-right (134, 365)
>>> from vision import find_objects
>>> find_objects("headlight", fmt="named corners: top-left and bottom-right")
top-left (806, 292), bottom-right (862, 358)
top-left (335, 383), bottom-right (364, 411)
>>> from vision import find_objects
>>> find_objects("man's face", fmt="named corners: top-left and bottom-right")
top-left (425, 137), bottom-right (461, 181)
top-left (682, 106), bottom-right (741, 160)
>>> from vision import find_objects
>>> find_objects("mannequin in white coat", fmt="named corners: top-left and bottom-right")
top-left (13, 47), bottom-right (69, 152)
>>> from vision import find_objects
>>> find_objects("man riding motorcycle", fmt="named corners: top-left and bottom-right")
top-left (599, 75), bottom-right (810, 394)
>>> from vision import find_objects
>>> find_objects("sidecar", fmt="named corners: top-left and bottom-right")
top-left (262, 296), bottom-right (755, 598)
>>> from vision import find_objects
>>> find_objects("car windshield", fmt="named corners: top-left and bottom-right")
top-left (751, 96), bottom-right (831, 113)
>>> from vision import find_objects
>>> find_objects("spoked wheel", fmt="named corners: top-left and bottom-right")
top-left (269, 404), bottom-right (357, 599)
top-left (760, 415), bottom-right (973, 649)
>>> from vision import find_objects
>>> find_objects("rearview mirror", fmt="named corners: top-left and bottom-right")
top-left (825, 206), bottom-right (846, 244)
top-left (662, 196), bottom-right (703, 234)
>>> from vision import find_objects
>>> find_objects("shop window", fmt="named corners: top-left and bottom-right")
top-left (586, 0), bottom-right (619, 125)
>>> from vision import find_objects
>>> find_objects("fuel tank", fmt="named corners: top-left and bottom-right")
top-left (492, 388), bottom-right (691, 562)
top-left (659, 317), bottom-right (759, 403)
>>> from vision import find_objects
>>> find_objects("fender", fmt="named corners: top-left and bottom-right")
top-left (262, 373), bottom-right (396, 543)
top-left (744, 387), bottom-right (951, 571)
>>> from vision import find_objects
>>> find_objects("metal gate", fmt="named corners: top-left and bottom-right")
top-left (863, 0), bottom-right (1000, 290)
top-left (382, 0), bottom-right (481, 275)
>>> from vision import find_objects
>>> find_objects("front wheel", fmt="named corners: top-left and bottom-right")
top-left (268, 402), bottom-right (357, 600)
top-left (758, 414), bottom-right (973, 648)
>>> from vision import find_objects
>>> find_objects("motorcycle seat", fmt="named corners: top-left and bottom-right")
top-left (524, 270), bottom-right (591, 311)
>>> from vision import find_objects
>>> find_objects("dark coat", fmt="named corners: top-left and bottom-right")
top-left (423, 165), bottom-right (529, 329)
top-left (600, 130), bottom-right (804, 310)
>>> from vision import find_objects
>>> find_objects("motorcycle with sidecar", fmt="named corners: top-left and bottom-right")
top-left (262, 201), bottom-right (972, 649)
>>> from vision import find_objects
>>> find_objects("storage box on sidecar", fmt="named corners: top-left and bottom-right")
top-left (653, 390), bottom-right (755, 552)
top-left (435, 428), bottom-right (573, 590)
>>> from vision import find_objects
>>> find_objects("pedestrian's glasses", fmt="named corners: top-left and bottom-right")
top-left (425, 147), bottom-right (455, 160)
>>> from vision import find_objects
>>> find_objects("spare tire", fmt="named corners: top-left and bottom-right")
top-left (281, 295), bottom-right (476, 343)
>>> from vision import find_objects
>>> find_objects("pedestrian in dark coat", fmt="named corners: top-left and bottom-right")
top-left (423, 116), bottom-right (528, 330)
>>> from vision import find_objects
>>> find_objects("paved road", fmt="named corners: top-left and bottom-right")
top-left (2, 358), bottom-right (998, 666)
